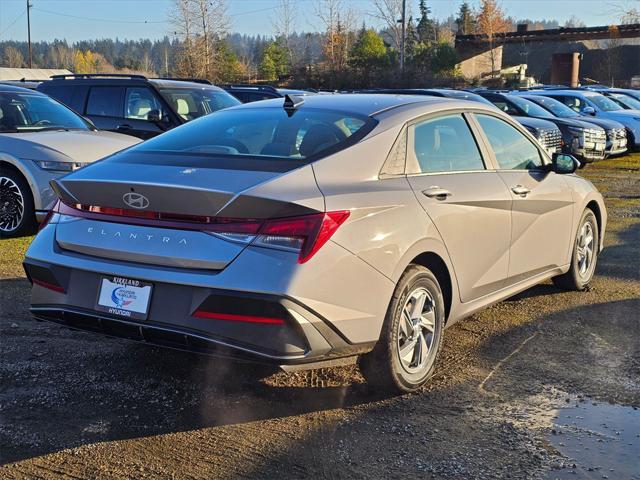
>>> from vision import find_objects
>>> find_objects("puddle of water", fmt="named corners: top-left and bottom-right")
top-left (546, 401), bottom-right (640, 479)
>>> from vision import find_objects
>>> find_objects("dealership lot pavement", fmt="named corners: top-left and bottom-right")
top-left (1, 155), bottom-right (639, 479)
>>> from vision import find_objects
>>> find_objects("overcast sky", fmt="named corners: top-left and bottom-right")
top-left (0, 0), bottom-right (633, 42)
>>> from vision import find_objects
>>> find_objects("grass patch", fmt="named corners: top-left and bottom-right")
top-left (589, 152), bottom-right (640, 172)
top-left (0, 236), bottom-right (33, 279)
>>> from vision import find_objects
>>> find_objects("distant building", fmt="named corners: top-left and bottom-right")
top-left (0, 67), bottom-right (72, 81)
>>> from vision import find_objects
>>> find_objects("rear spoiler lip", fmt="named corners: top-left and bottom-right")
top-left (50, 179), bottom-right (80, 206)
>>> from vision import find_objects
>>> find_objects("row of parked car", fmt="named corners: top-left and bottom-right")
top-left (0, 74), bottom-right (638, 238)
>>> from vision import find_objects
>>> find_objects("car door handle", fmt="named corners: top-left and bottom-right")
top-left (422, 187), bottom-right (452, 199)
top-left (116, 124), bottom-right (133, 130)
top-left (511, 185), bottom-right (531, 196)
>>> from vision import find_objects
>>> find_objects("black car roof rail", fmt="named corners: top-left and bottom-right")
top-left (152, 77), bottom-right (212, 85)
top-left (50, 73), bottom-right (148, 80)
top-left (220, 84), bottom-right (279, 93)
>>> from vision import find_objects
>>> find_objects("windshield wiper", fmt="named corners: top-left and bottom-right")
top-left (0, 128), bottom-right (19, 133)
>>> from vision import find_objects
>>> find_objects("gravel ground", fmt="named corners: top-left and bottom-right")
top-left (1, 155), bottom-right (639, 479)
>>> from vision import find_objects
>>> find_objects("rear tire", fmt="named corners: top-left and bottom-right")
top-left (359, 264), bottom-right (445, 393)
top-left (552, 208), bottom-right (599, 291)
top-left (0, 167), bottom-right (36, 238)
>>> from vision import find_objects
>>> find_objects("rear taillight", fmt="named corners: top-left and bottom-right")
top-left (256, 211), bottom-right (350, 263)
top-left (57, 201), bottom-right (349, 263)
top-left (38, 201), bottom-right (61, 231)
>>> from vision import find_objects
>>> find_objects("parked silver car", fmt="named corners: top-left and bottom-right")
top-left (24, 94), bottom-right (606, 392)
top-left (0, 85), bottom-right (140, 237)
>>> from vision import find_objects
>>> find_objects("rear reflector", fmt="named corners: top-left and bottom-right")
top-left (32, 278), bottom-right (66, 293)
top-left (193, 310), bottom-right (284, 325)
top-left (57, 201), bottom-right (350, 263)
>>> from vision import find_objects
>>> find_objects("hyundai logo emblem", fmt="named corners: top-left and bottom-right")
top-left (122, 192), bottom-right (150, 209)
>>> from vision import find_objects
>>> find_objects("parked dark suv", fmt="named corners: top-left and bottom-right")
top-left (38, 74), bottom-right (240, 139)
top-left (479, 91), bottom-right (607, 163)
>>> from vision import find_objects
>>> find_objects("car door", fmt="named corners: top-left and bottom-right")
top-left (85, 86), bottom-right (126, 134)
top-left (474, 113), bottom-right (574, 285)
top-left (406, 112), bottom-right (513, 302)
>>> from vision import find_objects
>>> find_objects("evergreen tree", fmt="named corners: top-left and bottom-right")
top-left (455, 2), bottom-right (476, 35)
top-left (416, 0), bottom-right (436, 44)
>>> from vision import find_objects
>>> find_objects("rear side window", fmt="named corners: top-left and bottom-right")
top-left (476, 114), bottom-right (542, 170)
top-left (129, 107), bottom-right (374, 162)
top-left (86, 87), bottom-right (124, 117)
top-left (410, 114), bottom-right (485, 173)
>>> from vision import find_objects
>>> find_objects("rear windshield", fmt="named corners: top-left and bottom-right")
top-left (159, 88), bottom-right (240, 121)
top-left (131, 107), bottom-right (374, 162)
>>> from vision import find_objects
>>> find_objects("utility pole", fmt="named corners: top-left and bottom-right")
top-left (399, 0), bottom-right (406, 75)
top-left (26, 0), bottom-right (33, 68)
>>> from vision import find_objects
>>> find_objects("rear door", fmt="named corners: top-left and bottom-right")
top-left (406, 112), bottom-right (512, 302)
top-left (473, 113), bottom-right (574, 284)
top-left (85, 86), bottom-right (126, 134)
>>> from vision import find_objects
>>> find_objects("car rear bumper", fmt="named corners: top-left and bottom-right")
top-left (23, 222), bottom-right (393, 366)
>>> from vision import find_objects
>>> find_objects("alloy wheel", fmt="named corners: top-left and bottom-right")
top-left (397, 287), bottom-right (436, 374)
top-left (0, 176), bottom-right (25, 233)
top-left (576, 221), bottom-right (595, 278)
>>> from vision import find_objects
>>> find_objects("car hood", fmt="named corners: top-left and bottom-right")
top-left (532, 116), bottom-right (600, 130)
top-left (600, 110), bottom-right (640, 123)
top-left (575, 116), bottom-right (625, 130)
top-left (513, 116), bottom-right (559, 131)
top-left (0, 130), bottom-right (141, 163)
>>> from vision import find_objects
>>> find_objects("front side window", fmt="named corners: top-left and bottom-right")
top-left (127, 107), bottom-right (374, 163)
top-left (476, 114), bottom-right (543, 170)
top-left (0, 92), bottom-right (89, 132)
top-left (556, 95), bottom-right (586, 113)
top-left (410, 114), bottom-right (485, 173)
top-left (125, 87), bottom-right (163, 120)
top-left (86, 87), bottom-right (124, 117)
top-left (159, 88), bottom-right (240, 121)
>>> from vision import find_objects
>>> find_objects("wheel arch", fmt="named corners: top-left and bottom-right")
top-left (586, 199), bottom-right (603, 246)
top-left (409, 252), bottom-right (453, 322)
top-left (0, 157), bottom-right (39, 209)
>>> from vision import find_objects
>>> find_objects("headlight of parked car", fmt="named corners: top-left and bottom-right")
top-left (34, 160), bottom-right (87, 172)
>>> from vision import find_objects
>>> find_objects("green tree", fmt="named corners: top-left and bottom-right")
top-left (416, 0), bottom-right (436, 44)
top-left (350, 28), bottom-right (387, 69)
top-left (259, 52), bottom-right (277, 81)
top-left (455, 2), bottom-right (476, 35)
top-left (405, 17), bottom-right (419, 59)
top-left (262, 40), bottom-right (289, 78)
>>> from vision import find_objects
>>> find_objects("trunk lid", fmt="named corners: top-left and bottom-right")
top-left (52, 154), bottom-right (324, 270)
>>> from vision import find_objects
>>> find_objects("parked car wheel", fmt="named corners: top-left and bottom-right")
top-left (552, 208), bottom-right (599, 291)
top-left (359, 264), bottom-right (445, 393)
top-left (0, 167), bottom-right (36, 238)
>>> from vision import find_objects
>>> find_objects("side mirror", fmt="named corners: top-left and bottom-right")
top-left (581, 106), bottom-right (596, 116)
top-left (147, 109), bottom-right (162, 123)
top-left (552, 153), bottom-right (580, 174)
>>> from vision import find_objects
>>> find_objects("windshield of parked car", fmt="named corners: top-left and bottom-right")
top-left (441, 91), bottom-right (496, 107)
top-left (158, 88), bottom-right (240, 121)
top-left (508, 95), bottom-right (555, 118)
top-left (0, 92), bottom-right (89, 132)
top-left (585, 93), bottom-right (623, 112)
top-left (131, 107), bottom-right (374, 162)
top-left (524, 96), bottom-right (579, 118)
top-left (609, 93), bottom-right (640, 110)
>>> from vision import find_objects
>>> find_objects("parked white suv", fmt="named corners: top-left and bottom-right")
top-left (0, 85), bottom-right (140, 237)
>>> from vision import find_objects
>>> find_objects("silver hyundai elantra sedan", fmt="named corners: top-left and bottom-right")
top-left (24, 94), bottom-right (606, 392)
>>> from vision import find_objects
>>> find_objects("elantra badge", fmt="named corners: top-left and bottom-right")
top-left (122, 192), bottom-right (149, 209)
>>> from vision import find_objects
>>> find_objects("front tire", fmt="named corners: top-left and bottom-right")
top-left (0, 167), bottom-right (36, 238)
top-left (552, 208), bottom-right (599, 291)
top-left (359, 264), bottom-right (445, 393)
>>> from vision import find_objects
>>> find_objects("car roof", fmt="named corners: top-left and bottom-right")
top-left (43, 75), bottom-right (224, 91)
top-left (225, 93), bottom-right (450, 117)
